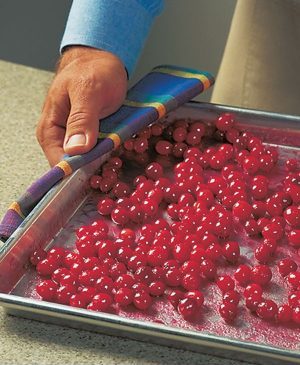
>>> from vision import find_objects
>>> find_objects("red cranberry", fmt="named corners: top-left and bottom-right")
top-left (166, 289), bottom-right (184, 307)
top-left (256, 300), bottom-right (278, 321)
top-left (133, 175), bottom-right (147, 188)
top-left (69, 293), bottom-right (88, 308)
top-left (97, 198), bottom-right (115, 216)
top-left (216, 113), bottom-right (235, 131)
top-left (127, 253), bottom-right (147, 271)
top-left (47, 247), bottom-right (66, 264)
top-left (251, 175), bottom-right (269, 200)
top-left (199, 259), bottom-right (217, 280)
top-left (165, 268), bottom-right (182, 287)
top-left (232, 201), bottom-right (253, 222)
top-left (172, 127), bottom-right (187, 142)
top-left (52, 267), bottom-right (70, 284)
top-left (185, 130), bottom-right (202, 146)
top-left (60, 273), bottom-right (78, 287)
top-left (114, 288), bottom-right (134, 306)
top-left (287, 272), bottom-right (300, 290)
top-left (91, 220), bottom-right (109, 236)
top-left (134, 137), bottom-right (148, 154)
top-left (30, 248), bottom-right (47, 266)
top-left (102, 168), bottom-right (118, 184)
top-left (216, 275), bottom-right (235, 293)
top-left (234, 265), bottom-right (252, 286)
top-left (245, 219), bottom-right (260, 236)
top-left (78, 287), bottom-right (97, 302)
top-left (173, 242), bottom-right (192, 263)
top-left (254, 244), bottom-right (274, 264)
top-left (222, 241), bottom-right (240, 264)
top-left (36, 258), bottom-right (60, 277)
top-left (223, 290), bottom-right (240, 306)
top-left (181, 273), bottom-right (202, 291)
top-left (286, 159), bottom-right (298, 172)
top-left (205, 243), bottom-right (222, 262)
top-left (147, 190), bottom-right (163, 206)
top-left (260, 154), bottom-right (274, 173)
top-left (219, 302), bottom-right (237, 323)
top-left (107, 157), bottom-right (122, 169)
top-left (124, 139), bottom-right (134, 151)
top-left (90, 175), bottom-right (102, 189)
top-left (257, 217), bottom-right (270, 232)
top-left (88, 293), bottom-right (113, 312)
top-left (36, 280), bottom-right (58, 301)
top-left (261, 223), bottom-right (284, 241)
top-left (64, 252), bottom-right (82, 269)
top-left (133, 291), bottom-right (152, 310)
top-left (145, 162), bottom-right (163, 180)
top-left (184, 290), bottom-right (204, 307)
top-left (114, 274), bottom-right (135, 290)
top-left (151, 123), bottom-right (163, 136)
top-left (244, 283), bottom-right (263, 298)
top-left (284, 206), bottom-right (300, 228)
top-left (172, 142), bottom-right (188, 158)
top-left (242, 156), bottom-right (260, 175)
top-left (56, 284), bottom-right (77, 304)
top-left (292, 306), bottom-right (300, 325)
top-left (288, 292), bottom-right (300, 308)
top-left (155, 140), bottom-right (173, 156)
top-left (287, 184), bottom-right (300, 205)
top-left (252, 201), bottom-right (267, 218)
top-left (251, 265), bottom-right (272, 286)
top-left (245, 294), bottom-right (263, 312)
top-left (226, 128), bottom-right (240, 143)
top-left (266, 197), bottom-right (283, 217)
top-left (149, 281), bottom-right (166, 297)
top-left (288, 230), bottom-right (300, 247)
top-left (77, 241), bottom-right (97, 258)
top-left (111, 207), bottom-right (129, 225)
top-left (78, 270), bottom-right (95, 287)
top-left (178, 297), bottom-right (198, 319)
top-left (142, 199), bottom-right (158, 217)
top-left (277, 259), bottom-right (298, 277)
top-left (277, 304), bottom-right (292, 323)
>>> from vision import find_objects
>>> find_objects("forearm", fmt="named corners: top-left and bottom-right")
top-left (60, 0), bottom-right (164, 76)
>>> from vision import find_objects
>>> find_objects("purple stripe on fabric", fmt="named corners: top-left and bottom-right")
top-left (21, 167), bottom-right (65, 215)
top-left (66, 138), bottom-right (114, 171)
top-left (0, 210), bottom-right (23, 239)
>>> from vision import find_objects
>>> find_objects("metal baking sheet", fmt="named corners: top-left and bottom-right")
top-left (0, 102), bottom-right (300, 365)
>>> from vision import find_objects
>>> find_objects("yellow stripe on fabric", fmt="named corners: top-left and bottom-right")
top-left (153, 67), bottom-right (212, 90)
top-left (124, 99), bottom-right (166, 119)
top-left (98, 132), bottom-right (121, 149)
top-left (56, 161), bottom-right (73, 176)
top-left (9, 202), bottom-right (25, 219)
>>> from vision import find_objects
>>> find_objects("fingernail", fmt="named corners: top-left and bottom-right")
top-left (65, 134), bottom-right (86, 148)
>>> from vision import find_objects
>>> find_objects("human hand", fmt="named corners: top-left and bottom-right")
top-left (36, 46), bottom-right (128, 166)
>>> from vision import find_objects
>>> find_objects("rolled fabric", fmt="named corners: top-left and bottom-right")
top-left (0, 65), bottom-right (214, 240)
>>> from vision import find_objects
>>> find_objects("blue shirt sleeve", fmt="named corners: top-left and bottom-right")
top-left (60, 0), bottom-right (164, 76)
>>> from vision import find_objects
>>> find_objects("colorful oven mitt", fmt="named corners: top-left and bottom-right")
top-left (0, 65), bottom-right (214, 240)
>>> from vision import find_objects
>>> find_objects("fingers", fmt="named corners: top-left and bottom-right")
top-left (63, 87), bottom-right (103, 156)
top-left (63, 75), bottom-right (126, 155)
top-left (36, 48), bottom-right (128, 166)
top-left (36, 91), bottom-right (70, 167)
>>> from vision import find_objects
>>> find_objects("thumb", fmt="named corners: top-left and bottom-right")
top-left (63, 98), bottom-right (101, 156)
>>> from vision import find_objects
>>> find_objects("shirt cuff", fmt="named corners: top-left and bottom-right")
top-left (60, 0), bottom-right (163, 76)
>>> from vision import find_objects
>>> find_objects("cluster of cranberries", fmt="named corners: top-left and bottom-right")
top-left (32, 112), bottom-right (300, 326)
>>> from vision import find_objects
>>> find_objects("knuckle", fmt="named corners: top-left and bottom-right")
top-left (67, 110), bottom-right (92, 132)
